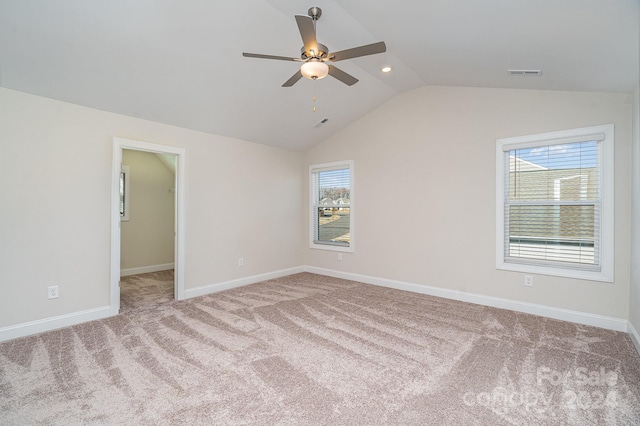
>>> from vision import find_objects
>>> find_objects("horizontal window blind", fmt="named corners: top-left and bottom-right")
top-left (504, 140), bottom-right (601, 270)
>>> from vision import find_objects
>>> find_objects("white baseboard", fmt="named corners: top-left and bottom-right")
top-left (2, 266), bottom-right (630, 343)
top-left (629, 321), bottom-right (640, 356)
top-left (0, 306), bottom-right (112, 343)
top-left (305, 266), bottom-right (628, 332)
top-left (121, 263), bottom-right (174, 277)
top-left (184, 266), bottom-right (306, 299)
top-left (0, 267), bottom-right (304, 342)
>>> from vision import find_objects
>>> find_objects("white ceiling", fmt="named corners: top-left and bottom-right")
top-left (1, 0), bottom-right (638, 151)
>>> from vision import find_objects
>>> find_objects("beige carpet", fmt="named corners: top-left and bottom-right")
top-left (1, 273), bottom-right (639, 425)
top-left (120, 270), bottom-right (174, 314)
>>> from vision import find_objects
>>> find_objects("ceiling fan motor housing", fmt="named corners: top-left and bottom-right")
top-left (301, 43), bottom-right (329, 60)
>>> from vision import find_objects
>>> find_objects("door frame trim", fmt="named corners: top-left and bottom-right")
top-left (110, 137), bottom-right (186, 315)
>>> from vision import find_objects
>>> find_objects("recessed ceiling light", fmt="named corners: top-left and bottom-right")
top-left (381, 66), bottom-right (392, 73)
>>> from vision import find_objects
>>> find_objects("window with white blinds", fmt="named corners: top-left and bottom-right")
top-left (309, 161), bottom-right (353, 252)
top-left (496, 125), bottom-right (614, 282)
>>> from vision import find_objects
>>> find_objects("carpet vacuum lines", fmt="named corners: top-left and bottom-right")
top-left (1, 272), bottom-right (639, 425)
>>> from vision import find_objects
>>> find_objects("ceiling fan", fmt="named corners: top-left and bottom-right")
top-left (243, 6), bottom-right (386, 87)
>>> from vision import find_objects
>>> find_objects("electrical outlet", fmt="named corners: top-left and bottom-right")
top-left (238, 257), bottom-right (244, 267)
top-left (48, 285), bottom-right (59, 299)
top-left (337, 253), bottom-right (343, 261)
top-left (524, 275), bottom-right (533, 287)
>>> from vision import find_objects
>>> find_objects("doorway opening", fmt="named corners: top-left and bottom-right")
top-left (119, 149), bottom-right (175, 312)
top-left (110, 138), bottom-right (186, 315)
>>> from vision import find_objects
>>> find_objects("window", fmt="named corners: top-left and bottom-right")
top-left (310, 161), bottom-right (354, 252)
top-left (496, 124), bottom-right (613, 282)
top-left (120, 165), bottom-right (130, 221)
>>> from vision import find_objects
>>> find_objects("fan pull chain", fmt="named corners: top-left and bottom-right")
top-left (312, 81), bottom-right (318, 112)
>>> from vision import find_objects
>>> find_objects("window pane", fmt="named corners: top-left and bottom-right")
top-left (316, 168), bottom-right (350, 203)
top-left (509, 142), bottom-right (598, 201)
top-left (505, 140), bottom-right (600, 267)
top-left (120, 171), bottom-right (126, 216)
top-left (507, 204), bottom-right (596, 265)
top-left (317, 207), bottom-right (350, 244)
top-left (312, 166), bottom-right (351, 246)
top-left (120, 165), bottom-right (130, 221)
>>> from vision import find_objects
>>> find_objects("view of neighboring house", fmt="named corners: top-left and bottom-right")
top-left (506, 147), bottom-right (597, 265)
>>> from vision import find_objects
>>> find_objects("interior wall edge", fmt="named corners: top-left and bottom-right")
top-left (183, 266), bottom-right (306, 299)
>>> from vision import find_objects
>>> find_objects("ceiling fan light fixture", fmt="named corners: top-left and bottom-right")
top-left (243, 7), bottom-right (386, 87)
top-left (301, 60), bottom-right (329, 80)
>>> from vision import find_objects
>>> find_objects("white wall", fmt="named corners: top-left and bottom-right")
top-left (121, 150), bottom-right (175, 273)
top-left (0, 87), bottom-right (304, 328)
top-left (630, 81), bottom-right (640, 335)
top-left (0, 84), bottom-right (635, 334)
top-left (304, 86), bottom-right (633, 320)
top-left (629, 9), bottom-right (640, 345)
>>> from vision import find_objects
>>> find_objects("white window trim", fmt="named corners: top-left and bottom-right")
top-left (495, 124), bottom-right (614, 282)
top-left (309, 160), bottom-right (354, 253)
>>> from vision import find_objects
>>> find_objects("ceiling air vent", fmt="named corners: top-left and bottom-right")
top-left (313, 117), bottom-right (330, 128)
top-left (507, 69), bottom-right (542, 76)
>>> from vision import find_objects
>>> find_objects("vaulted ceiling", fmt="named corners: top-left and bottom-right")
top-left (1, 0), bottom-right (638, 151)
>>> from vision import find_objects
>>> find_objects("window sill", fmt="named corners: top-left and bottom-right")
top-left (309, 242), bottom-right (354, 253)
top-left (497, 260), bottom-right (613, 283)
